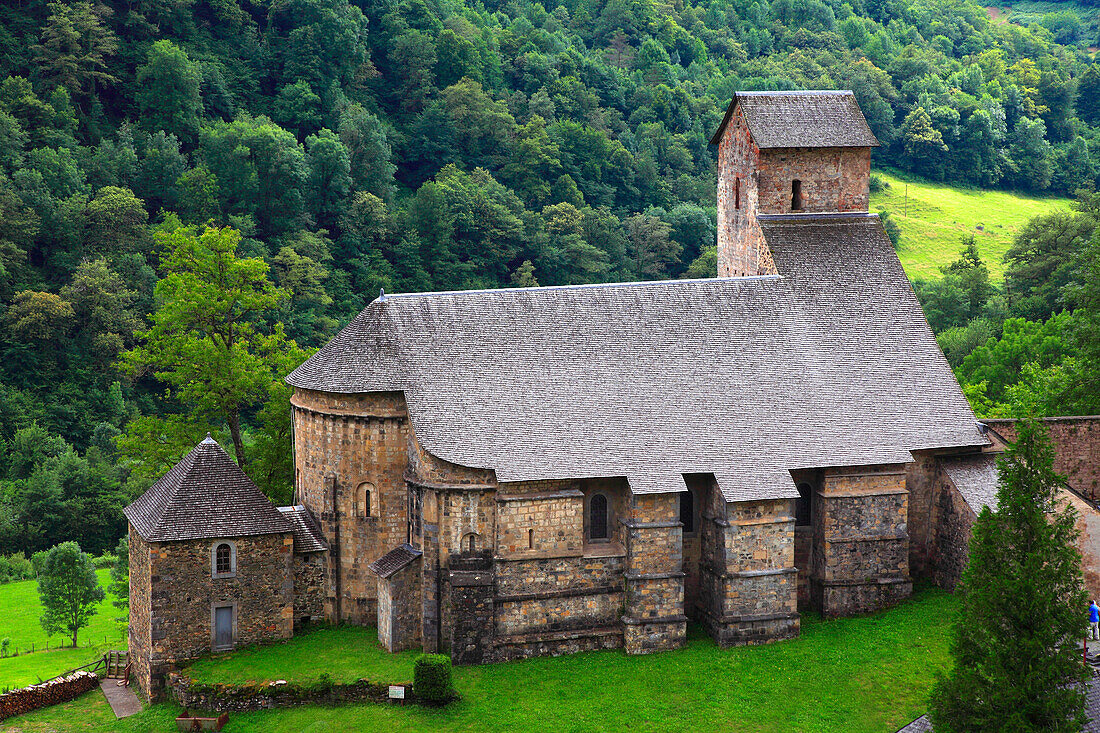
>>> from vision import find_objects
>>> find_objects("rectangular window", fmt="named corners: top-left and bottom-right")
top-left (791, 180), bottom-right (803, 211)
top-left (734, 178), bottom-right (740, 210)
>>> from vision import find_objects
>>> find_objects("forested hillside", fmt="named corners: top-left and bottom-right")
top-left (1, 0), bottom-right (1100, 557)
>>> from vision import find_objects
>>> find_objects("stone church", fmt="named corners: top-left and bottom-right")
top-left (123, 91), bottom-right (1100, 702)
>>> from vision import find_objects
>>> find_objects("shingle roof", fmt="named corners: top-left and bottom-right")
top-left (896, 715), bottom-right (933, 733)
top-left (710, 90), bottom-right (880, 148)
top-left (277, 505), bottom-right (327, 553)
top-left (124, 436), bottom-right (292, 542)
top-left (369, 544), bottom-right (422, 578)
top-left (288, 213), bottom-right (984, 502)
top-left (940, 453), bottom-right (1000, 514)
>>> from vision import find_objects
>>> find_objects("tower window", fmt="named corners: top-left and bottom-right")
top-left (528, 528), bottom-right (534, 549)
top-left (734, 178), bottom-right (740, 209)
top-left (463, 532), bottom-right (478, 553)
top-left (680, 490), bottom-right (695, 534)
top-left (357, 482), bottom-right (374, 518)
top-left (589, 493), bottom-right (609, 541)
top-left (791, 180), bottom-right (803, 211)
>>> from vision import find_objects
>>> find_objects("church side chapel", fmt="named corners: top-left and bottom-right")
top-left (125, 90), bottom-right (1053, 702)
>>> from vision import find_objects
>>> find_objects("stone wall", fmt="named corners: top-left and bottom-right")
top-left (131, 531), bottom-right (293, 701)
top-left (930, 471), bottom-right (975, 591)
top-left (984, 417), bottom-right (1100, 500)
top-left (700, 497), bottom-right (799, 646)
top-left (622, 493), bottom-right (686, 654)
top-left (756, 147), bottom-right (871, 214)
top-left (291, 388), bottom-right (410, 625)
top-left (378, 558), bottom-right (423, 652)
top-left (496, 486), bottom-right (583, 558)
top-left (716, 104), bottom-right (769, 277)
top-left (905, 452), bottom-right (941, 577)
top-left (166, 672), bottom-right (422, 712)
top-left (292, 552), bottom-right (326, 628)
top-left (811, 466), bottom-right (912, 617)
top-left (128, 525), bottom-right (153, 700)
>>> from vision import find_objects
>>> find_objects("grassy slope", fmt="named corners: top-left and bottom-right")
top-left (6, 587), bottom-right (957, 733)
top-left (869, 169), bottom-right (1072, 282)
top-left (0, 569), bottom-right (126, 688)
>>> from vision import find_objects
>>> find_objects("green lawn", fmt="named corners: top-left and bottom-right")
top-left (869, 168), bottom-right (1071, 282)
top-left (5, 586), bottom-right (958, 733)
top-left (0, 569), bottom-right (127, 689)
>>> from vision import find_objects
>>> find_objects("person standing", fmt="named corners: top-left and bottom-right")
top-left (1090, 600), bottom-right (1099, 641)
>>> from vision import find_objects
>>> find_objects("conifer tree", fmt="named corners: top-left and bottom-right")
top-left (929, 419), bottom-right (1088, 732)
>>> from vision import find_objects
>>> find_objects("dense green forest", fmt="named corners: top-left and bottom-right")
top-left (1, 0), bottom-right (1100, 558)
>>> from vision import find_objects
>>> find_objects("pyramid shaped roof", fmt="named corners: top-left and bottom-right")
top-left (124, 436), bottom-right (292, 542)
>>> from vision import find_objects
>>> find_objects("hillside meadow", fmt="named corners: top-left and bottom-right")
top-left (870, 169), bottom-right (1073, 282)
top-left (4, 587), bottom-right (956, 733)
top-left (0, 569), bottom-right (126, 689)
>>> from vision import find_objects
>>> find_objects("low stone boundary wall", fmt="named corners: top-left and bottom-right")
top-left (0, 670), bottom-right (100, 720)
top-left (167, 672), bottom-right (423, 712)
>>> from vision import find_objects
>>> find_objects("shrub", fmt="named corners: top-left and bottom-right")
top-left (30, 550), bottom-right (49, 576)
top-left (869, 172), bottom-right (889, 193)
top-left (1, 637), bottom-right (10, 657)
top-left (413, 654), bottom-right (454, 704)
top-left (92, 553), bottom-right (117, 570)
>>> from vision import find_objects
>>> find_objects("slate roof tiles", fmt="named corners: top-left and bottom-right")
top-left (277, 505), bottom-right (328, 553)
top-left (123, 436), bottom-right (292, 542)
top-left (710, 90), bottom-right (880, 148)
top-left (288, 213), bottom-right (985, 503)
top-left (940, 453), bottom-right (1000, 514)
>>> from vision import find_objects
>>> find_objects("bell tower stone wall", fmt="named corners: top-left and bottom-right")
top-left (715, 103), bottom-right (873, 277)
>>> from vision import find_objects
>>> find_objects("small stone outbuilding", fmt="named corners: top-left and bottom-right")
top-left (123, 436), bottom-right (322, 702)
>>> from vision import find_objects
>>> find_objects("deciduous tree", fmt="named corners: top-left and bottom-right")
top-left (38, 541), bottom-right (104, 647)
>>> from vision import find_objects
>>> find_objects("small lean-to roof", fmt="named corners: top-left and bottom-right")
top-left (288, 213), bottom-right (984, 503)
top-left (709, 90), bottom-right (879, 148)
top-left (939, 453), bottom-right (1000, 514)
top-left (277, 505), bottom-right (328, 553)
top-left (124, 436), bottom-right (292, 542)
top-left (369, 544), bottom-right (423, 578)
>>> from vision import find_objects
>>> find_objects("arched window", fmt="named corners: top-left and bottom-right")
top-left (795, 482), bottom-right (813, 527)
top-left (680, 490), bottom-right (695, 534)
top-left (590, 493), bottom-right (609, 541)
top-left (211, 541), bottom-right (236, 578)
top-left (357, 482), bottom-right (374, 518)
top-left (791, 180), bottom-right (803, 211)
top-left (462, 532), bottom-right (478, 553)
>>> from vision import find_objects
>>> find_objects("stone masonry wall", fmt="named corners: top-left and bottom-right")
top-left (702, 498), bottom-right (799, 646)
top-left (128, 526), bottom-right (153, 701)
top-left (812, 466), bottom-right (911, 617)
top-left (756, 147), bottom-right (871, 214)
top-left (905, 452), bottom-right (941, 578)
top-left (139, 532), bottom-right (293, 701)
top-left (291, 388), bottom-right (409, 625)
top-left (929, 470), bottom-right (975, 591)
top-left (291, 552), bottom-right (326, 627)
top-left (623, 493), bottom-right (686, 654)
top-left (378, 558), bottom-right (422, 652)
top-left (984, 417), bottom-right (1100, 499)
top-left (717, 105), bottom-right (768, 277)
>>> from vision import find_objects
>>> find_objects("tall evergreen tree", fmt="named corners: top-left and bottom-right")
top-left (929, 419), bottom-right (1088, 732)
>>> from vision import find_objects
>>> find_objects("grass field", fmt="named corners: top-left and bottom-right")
top-left (0, 569), bottom-right (127, 689)
top-left (5, 586), bottom-right (958, 733)
top-left (869, 168), bottom-right (1071, 282)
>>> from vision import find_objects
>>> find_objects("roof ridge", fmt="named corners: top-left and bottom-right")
top-left (380, 274), bottom-right (783, 301)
